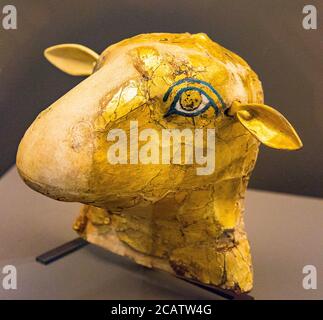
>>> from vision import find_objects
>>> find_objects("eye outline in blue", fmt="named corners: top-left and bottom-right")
top-left (163, 86), bottom-right (219, 118)
top-left (163, 78), bottom-right (227, 118)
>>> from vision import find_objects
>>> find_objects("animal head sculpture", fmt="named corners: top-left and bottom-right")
top-left (16, 33), bottom-right (302, 293)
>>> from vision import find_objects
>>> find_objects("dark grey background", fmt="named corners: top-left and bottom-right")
top-left (0, 0), bottom-right (322, 197)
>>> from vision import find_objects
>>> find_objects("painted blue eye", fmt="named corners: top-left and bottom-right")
top-left (163, 78), bottom-right (226, 118)
top-left (164, 86), bottom-right (218, 117)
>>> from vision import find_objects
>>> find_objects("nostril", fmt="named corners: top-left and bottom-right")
top-left (69, 120), bottom-right (94, 153)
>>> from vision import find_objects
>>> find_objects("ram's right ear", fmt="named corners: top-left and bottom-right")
top-left (228, 101), bottom-right (303, 150)
top-left (44, 44), bottom-right (99, 76)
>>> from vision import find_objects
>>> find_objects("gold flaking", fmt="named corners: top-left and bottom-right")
top-left (17, 33), bottom-right (303, 293)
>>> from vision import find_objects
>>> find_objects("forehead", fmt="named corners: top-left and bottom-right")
top-left (94, 34), bottom-right (263, 119)
top-left (97, 33), bottom-right (241, 76)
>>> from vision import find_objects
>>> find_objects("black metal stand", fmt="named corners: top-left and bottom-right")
top-left (36, 237), bottom-right (254, 300)
top-left (36, 237), bottom-right (88, 265)
top-left (176, 275), bottom-right (254, 300)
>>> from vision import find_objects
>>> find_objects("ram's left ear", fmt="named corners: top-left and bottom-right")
top-left (44, 44), bottom-right (99, 76)
top-left (228, 101), bottom-right (303, 150)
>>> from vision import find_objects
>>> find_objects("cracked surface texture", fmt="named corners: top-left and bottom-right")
top-left (17, 33), bottom-right (265, 293)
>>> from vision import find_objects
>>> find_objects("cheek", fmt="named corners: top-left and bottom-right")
top-left (215, 120), bottom-right (259, 177)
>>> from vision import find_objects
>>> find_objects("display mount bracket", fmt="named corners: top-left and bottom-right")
top-left (36, 237), bottom-right (254, 300)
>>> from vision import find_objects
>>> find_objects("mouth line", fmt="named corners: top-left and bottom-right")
top-left (16, 167), bottom-right (89, 202)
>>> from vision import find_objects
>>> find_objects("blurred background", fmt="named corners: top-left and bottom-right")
top-left (0, 0), bottom-right (322, 197)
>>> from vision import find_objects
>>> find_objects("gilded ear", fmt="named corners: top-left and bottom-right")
top-left (229, 101), bottom-right (303, 150)
top-left (44, 44), bottom-right (99, 76)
